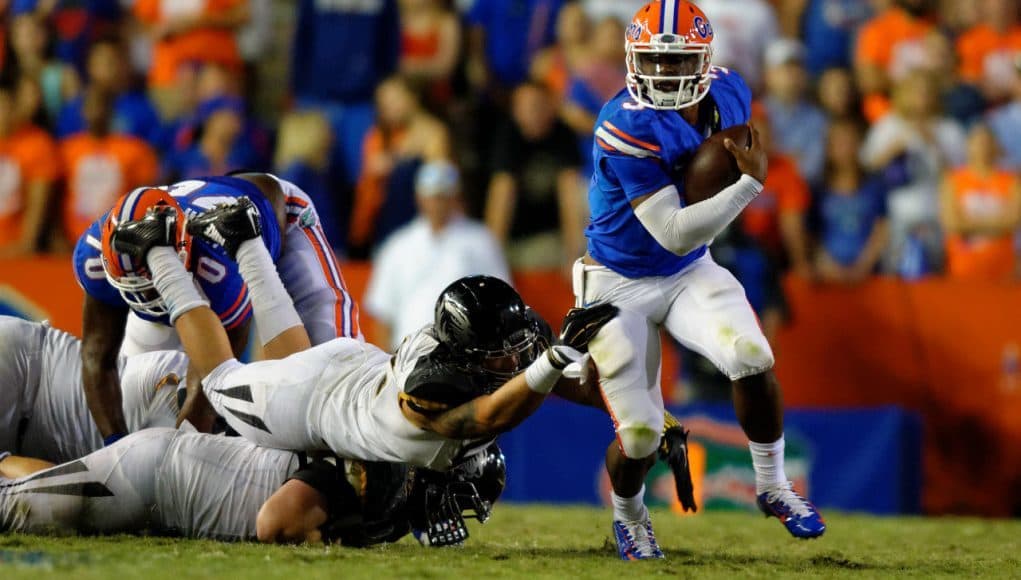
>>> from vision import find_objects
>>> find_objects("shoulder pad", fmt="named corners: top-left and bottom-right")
top-left (403, 346), bottom-right (488, 413)
top-left (71, 218), bottom-right (124, 307)
top-left (595, 95), bottom-right (665, 160)
top-left (707, 67), bottom-right (752, 127)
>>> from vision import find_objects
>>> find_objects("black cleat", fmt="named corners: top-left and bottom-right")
top-left (111, 205), bottom-right (180, 265)
top-left (186, 196), bottom-right (262, 259)
top-left (659, 416), bottom-right (697, 512)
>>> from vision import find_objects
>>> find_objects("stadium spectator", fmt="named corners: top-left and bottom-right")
top-left (913, 30), bottom-right (987, 127)
top-left (861, 71), bottom-right (966, 276)
top-left (11, 0), bottom-right (124, 74)
top-left (939, 124), bottom-right (1021, 281)
top-left (483, 81), bottom-right (583, 271)
top-left (163, 95), bottom-right (261, 181)
top-left (817, 67), bottom-right (862, 121)
top-left (465, 0), bottom-right (565, 98)
top-left (55, 37), bottom-right (162, 146)
top-left (778, 0), bottom-right (873, 77)
top-left (560, 16), bottom-right (626, 174)
top-left (741, 107), bottom-right (813, 277)
top-left (14, 74), bottom-right (46, 128)
top-left (762, 38), bottom-right (827, 185)
top-left (350, 76), bottom-right (450, 254)
top-left (987, 59), bottom-right (1021, 171)
top-left (399, 0), bottom-right (461, 109)
top-left (530, 3), bottom-right (590, 101)
top-left (854, 0), bottom-right (934, 122)
top-left (0, 82), bottom-right (59, 257)
top-left (291, 0), bottom-right (399, 190)
top-left (132, 0), bottom-right (249, 120)
top-left (955, 0), bottom-right (1021, 103)
top-left (58, 88), bottom-right (158, 246)
top-left (274, 111), bottom-right (344, 251)
top-left (695, 0), bottom-right (780, 90)
top-left (6, 12), bottom-right (80, 124)
top-left (813, 119), bottom-right (890, 284)
top-left (365, 160), bottom-right (509, 350)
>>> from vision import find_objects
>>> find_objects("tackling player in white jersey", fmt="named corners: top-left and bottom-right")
top-left (106, 198), bottom-right (618, 472)
top-left (0, 316), bottom-right (183, 464)
top-left (0, 427), bottom-right (506, 546)
top-left (577, 0), bottom-right (824, 559)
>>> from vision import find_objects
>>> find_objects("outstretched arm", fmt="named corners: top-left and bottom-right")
top-left (413, 304), bottom-right (619, 439)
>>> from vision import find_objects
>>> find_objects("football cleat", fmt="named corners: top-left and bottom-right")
top-left (659, 413), bottom-right (697, 512)
top-left (756, 481), bottom-right (826, 539)
top-left (186, 196), bottom-right (263, 259)
top-left (111, 205), bottom-right (181, 263)
top-left (612, 518), bottom-right (665, 560)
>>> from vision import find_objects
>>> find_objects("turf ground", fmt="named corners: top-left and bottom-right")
top-left (1, 505), bottom-right (1019, 579)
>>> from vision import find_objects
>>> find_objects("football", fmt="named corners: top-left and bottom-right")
top-left (682, 125), bottom-right (752, 205)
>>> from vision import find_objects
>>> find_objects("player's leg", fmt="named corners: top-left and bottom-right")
top-left (0, 316), bottom-right (45, 455)
top-left (0, 428), bottom-right (173, 535)
top-left (662, 254), bottom-right (824, 538)
top-left (588, 310), bottom-right (666, 560)
top-left (573, 262), bottom-right (668, 559)
top-left (273, 176), bottom-right (361, 344)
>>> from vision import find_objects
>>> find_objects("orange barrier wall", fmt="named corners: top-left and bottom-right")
top-left (2, 257), bottom-right (1019, 514)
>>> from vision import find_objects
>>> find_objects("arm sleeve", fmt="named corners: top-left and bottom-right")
top-left (633, 176), bottom-right (764, 256)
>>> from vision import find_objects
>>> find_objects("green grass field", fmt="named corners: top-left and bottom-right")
top-left (1, 506), bottom-right (1019, 579)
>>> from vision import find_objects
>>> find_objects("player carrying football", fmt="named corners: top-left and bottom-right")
top-left (577, 0), bottom-right (825, 559)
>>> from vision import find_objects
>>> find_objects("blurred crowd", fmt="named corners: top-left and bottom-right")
top-left (0, 0), bottom-right (1020, 348)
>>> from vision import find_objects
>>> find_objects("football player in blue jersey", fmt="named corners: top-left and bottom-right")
top-left (576, 0), bottom-right (825, 559)
top-left (72, 173), bottom-right (360, 445)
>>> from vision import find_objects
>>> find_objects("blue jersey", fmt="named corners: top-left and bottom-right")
top-left (585, 67), bottom-right (752, 278)
top-left (73, 177), bottom-right (282, 329)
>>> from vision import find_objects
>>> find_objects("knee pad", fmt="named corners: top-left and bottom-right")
top-left (617, 419), bottom-right (664, 459)
top-left (725, 334), bottom-right (775, 381)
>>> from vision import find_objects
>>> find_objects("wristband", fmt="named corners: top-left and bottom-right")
top-left (103, 433), bottom-right (126, 447)
top-left (148, 246), bottom-right (209, 322)
top-left (523, 346), bottom-right (581, 394)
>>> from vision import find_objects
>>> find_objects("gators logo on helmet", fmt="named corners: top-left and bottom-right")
top-left (101, 187), bottom-right (191, 317)
top-left (626, 0), bottom-right (715, 110)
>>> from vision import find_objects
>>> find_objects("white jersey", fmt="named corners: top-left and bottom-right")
top-left (0, 316), bottom-right (184, 463)
top-left (0, 428), bottom-right (173, 535)
top-left (202, 329), bottom-right (486, 471)
top-left (320, 328), bottom-right (480, 470)
top-left (1, 427), bottom-right (410, 542)
top-left (156, 429), bottom-right (299, 540)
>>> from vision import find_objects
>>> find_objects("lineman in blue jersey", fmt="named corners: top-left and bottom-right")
top-left (72, 173), bottom-right (360, 444)
top-left (576, 0), bottom-right (825, 560)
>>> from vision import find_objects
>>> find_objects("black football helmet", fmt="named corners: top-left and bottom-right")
top-left (407, 442), bottom-right (507, 547)
top-left (433, 276), bottom-right (541, 389)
